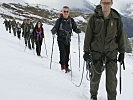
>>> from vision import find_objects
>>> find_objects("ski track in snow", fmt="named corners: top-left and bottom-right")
top-left (0, 18), bottom-right (133, 100)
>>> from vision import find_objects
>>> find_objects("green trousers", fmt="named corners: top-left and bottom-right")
top-left (90, 50), bottom-right (118, 100)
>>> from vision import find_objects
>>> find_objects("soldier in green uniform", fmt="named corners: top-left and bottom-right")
top-left (83, 0), bottom-right (126, 100)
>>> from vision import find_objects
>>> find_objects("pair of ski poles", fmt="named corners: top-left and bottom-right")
top-left (50, 34), bottom-right (81, 70)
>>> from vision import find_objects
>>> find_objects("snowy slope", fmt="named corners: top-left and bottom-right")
top-left (0, 18), bottom-right (86, 100)
top-left (0, 17), bottom-right (133, 100)
top-left (0, 18), bottom-right (81, 100)
top-left (0, 0), bottom-right (94, 11)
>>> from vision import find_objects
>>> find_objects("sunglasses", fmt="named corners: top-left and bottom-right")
top-left (101, 2), bottom-right (112, 5)
top-left (63, 10), bottom-right (69, 13)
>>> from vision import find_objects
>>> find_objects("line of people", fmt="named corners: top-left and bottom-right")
top-left (3, 19), bottom-right (18, 36)
top-left (3, 18), bottom-right (44, 56)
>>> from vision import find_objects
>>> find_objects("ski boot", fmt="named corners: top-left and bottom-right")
top-left (61, 64), bottom-right (65, 70)
top-left (65, 65), bottom-right (71, 73)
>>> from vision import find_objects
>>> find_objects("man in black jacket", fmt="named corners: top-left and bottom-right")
top-left (51, 6), bottom-right (81, 73)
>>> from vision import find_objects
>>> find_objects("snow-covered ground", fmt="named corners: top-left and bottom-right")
top-left (0, 18), bottom-right (133, 100)
top-left (0, 2), bottom-right (47, 20)
top-left (74, 16), bottom-right (87, 23)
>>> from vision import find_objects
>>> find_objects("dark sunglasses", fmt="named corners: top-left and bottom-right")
top-left (63, 10), bottom-right (69, 13)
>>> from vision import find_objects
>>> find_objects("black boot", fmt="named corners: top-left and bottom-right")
top-left (91, 95), bottom-right (97, 100)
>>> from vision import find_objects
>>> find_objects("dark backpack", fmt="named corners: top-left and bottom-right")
top-left (57, 17), bottom-right (74, 34)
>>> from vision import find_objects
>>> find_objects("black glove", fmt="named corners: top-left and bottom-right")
top-left (42, 35), bottom-right (44, 38)
top-left (118, 53), bottom-right (124, 62)
top-left (75, 28), bottom-right (81, 33)
top-left (83, 52), bottom-right (92, 62)
top-left (51, 28), bottom-right (57, 35)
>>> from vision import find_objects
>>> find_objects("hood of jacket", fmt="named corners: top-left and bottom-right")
top-left (94, 5), bottom-right (121, 19)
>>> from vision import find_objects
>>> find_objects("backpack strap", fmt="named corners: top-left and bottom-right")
top-left (70, 18), bottom-right (74, 29)
top-left (57, 17), bottom-right (73, 32)
top-left (57, 17), bottom-right (62, 32)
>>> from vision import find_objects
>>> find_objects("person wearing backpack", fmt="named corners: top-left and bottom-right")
top-left (83, 0), bottom-right (126, 100)
top-left (51, 6), bottom-right (81, 73)
top-left (33, 20), bottom-right (44, 56)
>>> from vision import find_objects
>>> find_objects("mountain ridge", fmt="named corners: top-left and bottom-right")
top-left (0, 2), bottom-right (132, 37)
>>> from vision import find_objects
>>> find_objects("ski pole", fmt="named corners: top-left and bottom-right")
top-left (78, 33), bottom-right (80, 71)
top-left (119, 61), bottom-right (125, 94)
top-left (50, 37), bottom-right (55, 69)
top-left (44, 38), bottom-right (48, 57)
top-left (70, 53), bottom-right (72, 81)
top-left (119, 62), bottom-right (122, 94)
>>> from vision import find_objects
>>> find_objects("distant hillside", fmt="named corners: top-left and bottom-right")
top-left (0, 2), bottom-right (132, 38)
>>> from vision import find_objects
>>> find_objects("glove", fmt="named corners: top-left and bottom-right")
top-left (83, 52), bottom-right (92, 62)
top-left (75, 28), bottom-right (81, 33)
top-left (42, 35), bottom-right (44, 38)
top-left (118, 53), bottom-right (124, 62)
top-left (51, 28), bottom-right (57, 35)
